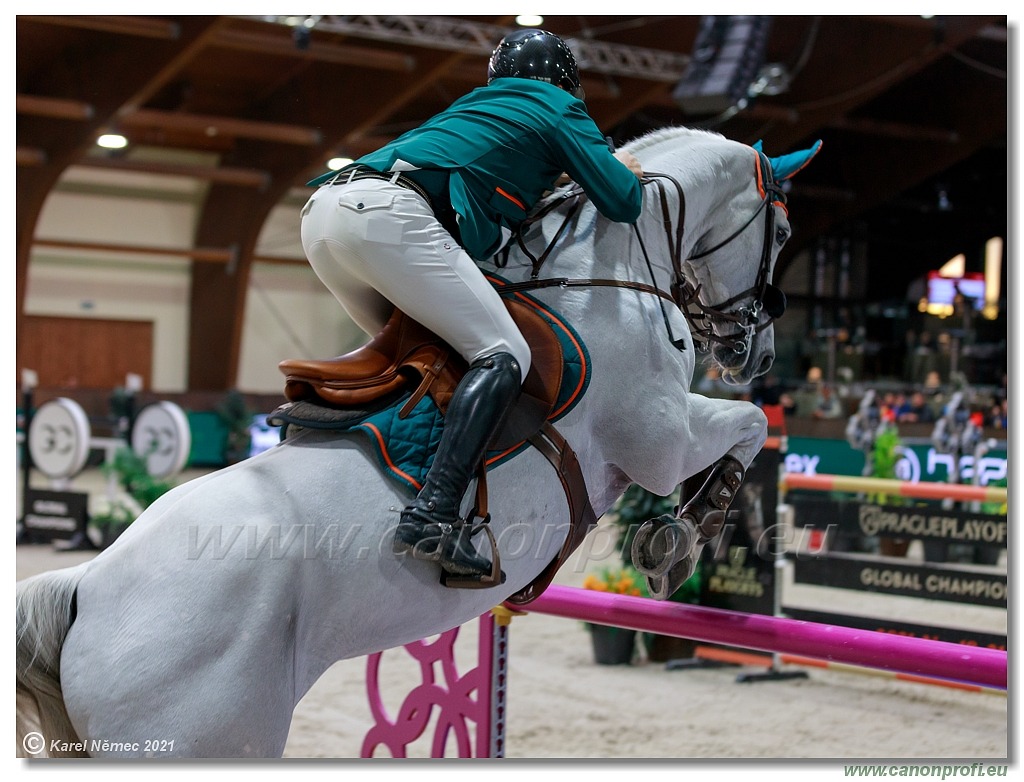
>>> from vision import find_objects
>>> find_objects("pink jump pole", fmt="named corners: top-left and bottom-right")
top-left (520, 585), bottom-right (1007, 691)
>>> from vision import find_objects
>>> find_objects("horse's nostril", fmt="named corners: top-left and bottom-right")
top-left (757, 354), bottom-right (774, 376)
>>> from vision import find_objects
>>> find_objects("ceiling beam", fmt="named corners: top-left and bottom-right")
top-left (34, 238), bottom-right (235, 263)
top-left (16, 94), bottom-right (95, 121)
top-left (17, 16), bottom-right (229, 368)
top-left (20, 15), bottom-right (181, 39)
top-left (118, 108), bottom-right (323, 146)
top-left (117, 19), bottom-right (229, 113)
top-left (213, 27), bottom-right (415, 72)
top-left (33, 238), bottom-right (307, 267)
top-left (336, 15), bottom-right (517, 150)
top-left (761, 16), bottom-right (998, 153)
top-left (17, 147), bottom-right (47, 166)
top-left (75, 155), bottom-right (270, 188)
top-left (342, 54), bottom-right (473, 147)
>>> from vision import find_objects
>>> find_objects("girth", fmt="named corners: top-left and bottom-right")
top-left (278, 300), bottom-right (598, 605)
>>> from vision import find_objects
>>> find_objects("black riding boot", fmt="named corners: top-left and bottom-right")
top-left (393, 352), bottom-right (522, 576)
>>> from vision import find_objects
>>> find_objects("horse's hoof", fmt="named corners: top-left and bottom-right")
top-left (644, 550), bottom-right (700, 601)
top-left (630, 514), bottom-right (697, 578)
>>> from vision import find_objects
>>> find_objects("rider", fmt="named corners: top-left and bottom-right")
top-left (300, 28), bottom-right (644, 581)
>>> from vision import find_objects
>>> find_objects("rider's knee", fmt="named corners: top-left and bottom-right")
top-left (507, 335), bottom-right (532, 383)
top-left (475, 335), bottom-right (531, 384)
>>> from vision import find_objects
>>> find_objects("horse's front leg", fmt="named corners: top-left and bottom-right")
top-left (631, 395), bottom-right (767, 599)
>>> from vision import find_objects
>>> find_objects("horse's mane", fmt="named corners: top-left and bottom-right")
top-left (621, 125), bottom-right (725, 155)
top-left (526, 126), bottom-right (728, 221)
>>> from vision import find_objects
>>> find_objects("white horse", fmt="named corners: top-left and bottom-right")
top-left (17, 127), bottom-right (819, 758)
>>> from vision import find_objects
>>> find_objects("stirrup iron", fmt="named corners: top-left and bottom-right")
top-left (440, 521), bottom-right (506, 589)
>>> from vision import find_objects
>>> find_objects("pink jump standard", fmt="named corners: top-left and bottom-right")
top-left (359, 586), bottom-right (1006, 756)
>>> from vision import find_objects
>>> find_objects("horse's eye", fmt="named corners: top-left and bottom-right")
top-left (775, 227), bottom-right (789, 245)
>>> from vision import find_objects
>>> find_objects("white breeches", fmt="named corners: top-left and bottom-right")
top-left (300, 179), bottom-right (531, 382)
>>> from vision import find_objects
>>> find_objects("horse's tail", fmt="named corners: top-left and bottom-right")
top-left (16, 566), bottom-right (89, 758)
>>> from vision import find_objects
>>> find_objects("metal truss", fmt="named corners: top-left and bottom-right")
top-left (250, 15), bottom-right (690, 82)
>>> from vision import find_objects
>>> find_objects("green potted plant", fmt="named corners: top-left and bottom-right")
top-left (611, 483), bottom-right (703, 662)
top-left (90, 447), bottom-right (176, 548)
top-left (581, 564), bottom-right (645, 665)
top-left (89, 497), bottom-right (140, 549)
top-left (215, 389), bottom-right (254, 465)
top-left (871, 425), bottom-right (911, 557)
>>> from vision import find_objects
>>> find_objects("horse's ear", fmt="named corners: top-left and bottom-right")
top-left (753, 139), bottom-right (822, 181)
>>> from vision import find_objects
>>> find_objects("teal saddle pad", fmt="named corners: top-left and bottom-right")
top-left (276, 290), bottom-right (590, 493)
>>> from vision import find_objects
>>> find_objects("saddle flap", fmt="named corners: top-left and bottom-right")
top-left (278, 298), bottom-right (565, 439)
top-left (279, 311), bottom-right (450, 406)
top-left (489, 299), bottom-right (563, 451)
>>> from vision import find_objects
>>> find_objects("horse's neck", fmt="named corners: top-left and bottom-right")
top-left (644, 148), bottom-right (725, 257)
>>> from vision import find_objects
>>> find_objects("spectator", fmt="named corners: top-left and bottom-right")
top-left (988, 397), bottom-right (1007, 429)
top-left (923, 370), bottom-right (943, 391)
top-left (921, 371), bottom-right (947, 420)
top-left (896, 391), bottom-right (936, 423)
top-left (881, 391), bottom-right (906, 423)
top-left (793, 366), bottom-right (825, 416)
top-left (812, 383), bottom-right (843, 419)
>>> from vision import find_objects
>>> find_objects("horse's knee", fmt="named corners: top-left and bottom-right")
top-left (728, 404), bottom-right (768, 466)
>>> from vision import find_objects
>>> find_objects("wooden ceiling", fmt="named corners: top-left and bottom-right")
top-left (16, 15), bottom-right (1008, 390)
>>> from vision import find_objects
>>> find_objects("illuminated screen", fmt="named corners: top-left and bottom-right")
top-left (927, 272), bottom-right (985, 310)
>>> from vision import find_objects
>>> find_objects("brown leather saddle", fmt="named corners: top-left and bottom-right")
top-left (278, 298), bottom-right (597, 606)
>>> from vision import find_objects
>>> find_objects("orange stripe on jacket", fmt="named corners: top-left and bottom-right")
top-left (495, 187), bottom-right (526, 210)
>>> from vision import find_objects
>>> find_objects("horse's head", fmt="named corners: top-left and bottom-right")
top-left (680, 136), bottom-right (821, 385)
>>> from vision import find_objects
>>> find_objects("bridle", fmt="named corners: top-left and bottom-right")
top-left (493, 149), bottom-right (788, 358)
top-left (682, 151), bottom-right (789, 356)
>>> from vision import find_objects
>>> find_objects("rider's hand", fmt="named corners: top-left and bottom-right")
top-left (614, 150), bottom-right (643, 178)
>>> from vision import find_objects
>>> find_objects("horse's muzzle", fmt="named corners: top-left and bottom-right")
top-left (715, 341), bottom-right (775, 384)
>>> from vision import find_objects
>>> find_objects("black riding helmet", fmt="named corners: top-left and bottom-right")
top-left (487, 28), bottom-right (585, 100)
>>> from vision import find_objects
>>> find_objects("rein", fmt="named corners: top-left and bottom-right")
top-left (494, 174), bottom-right (689, 351)
top-left (493, 155), bottom-right (787, 356)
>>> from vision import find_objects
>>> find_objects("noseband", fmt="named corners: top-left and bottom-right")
top-left (495, 150), bottom-right (787, 358)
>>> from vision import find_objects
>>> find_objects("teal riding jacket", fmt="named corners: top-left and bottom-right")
top-left (309, 78), bottom-right (644, 261)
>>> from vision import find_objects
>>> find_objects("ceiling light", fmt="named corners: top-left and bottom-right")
top-left (327, 156), bottom-right (353, 170)
top-left (515, 15), bottom-right (544, 27)
top-left (96, 133), bottom-right (128, 150)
